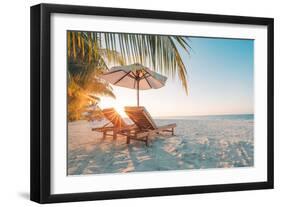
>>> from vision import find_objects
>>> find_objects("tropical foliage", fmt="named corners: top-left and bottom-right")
top-left (67, 32), bottom-right (123, 121)
top-left (67, 31), bottom-right (190, 121)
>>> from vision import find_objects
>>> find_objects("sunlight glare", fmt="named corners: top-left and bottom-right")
top-left (114, 104), bottom-right (127, 118)
top-left (99, 97), bottom-right (128, 118)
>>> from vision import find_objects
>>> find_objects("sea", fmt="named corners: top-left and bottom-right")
top-left (155, 114), bottom-right (254, 121)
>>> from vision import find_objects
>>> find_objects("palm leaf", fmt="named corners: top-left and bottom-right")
top-left (102, 33), bottom-right (190, 93)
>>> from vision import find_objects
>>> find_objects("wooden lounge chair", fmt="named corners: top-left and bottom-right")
top-left (124, 106), bottom-right (176, 146)
top-left (92, 108), bottom-right (135, 139)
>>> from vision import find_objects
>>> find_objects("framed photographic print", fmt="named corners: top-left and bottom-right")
top-left (30, 3), bottom-right (274, 203)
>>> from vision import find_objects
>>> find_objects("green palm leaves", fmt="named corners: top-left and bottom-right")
top-left (67, 31), bottom-right (190, 120)
top-left (68, 31), bottom-right (190, 93)
top-left (104, 33), bottom-right (190, 93)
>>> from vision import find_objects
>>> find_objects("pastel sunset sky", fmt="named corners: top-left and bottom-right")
top-left (99, 36), bottom-right (254, 117)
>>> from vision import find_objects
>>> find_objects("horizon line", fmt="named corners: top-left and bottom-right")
top-left (153, 113), bottom-right (254, 118)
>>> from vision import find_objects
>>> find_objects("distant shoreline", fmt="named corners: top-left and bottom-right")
top-left (153, 114), bottom-right (254, 120)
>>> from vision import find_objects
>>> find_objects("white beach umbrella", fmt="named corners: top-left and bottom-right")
top-left (101, 63), bottom-right (167, 106)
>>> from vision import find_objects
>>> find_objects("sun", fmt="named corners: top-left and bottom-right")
top-left (98, 97), bottom-right (129, 118)
top-left (114, 103), bottom-right (128, 118)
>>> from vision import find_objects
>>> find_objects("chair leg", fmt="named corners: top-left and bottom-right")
top-left (103, 131), bottom-right (106, 139)
top-left (113, 131), bottom-right (117, 140)
top-left (127, 136), bottom-right (130, 144)
top-left (145, 136), bottom-right (148, 146)
top-left (172, 128), bottom-right (174, 135)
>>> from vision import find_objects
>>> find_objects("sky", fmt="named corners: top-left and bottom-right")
top-left (99, 36), bottom-right (254, 117)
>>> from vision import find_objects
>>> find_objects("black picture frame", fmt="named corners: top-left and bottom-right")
top-left (30, 3), bottom-right (274, 204)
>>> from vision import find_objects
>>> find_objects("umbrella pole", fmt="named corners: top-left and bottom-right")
top-left (137, 80), bottom-right (139, 106)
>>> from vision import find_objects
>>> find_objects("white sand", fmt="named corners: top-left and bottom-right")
top-left (67, 118), bottom-right (254, 175)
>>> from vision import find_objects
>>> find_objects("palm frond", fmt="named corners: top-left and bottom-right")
top-left (66, 31), bottom-right (191, 120)
top-left (101, 33), bottom-right (190, 93)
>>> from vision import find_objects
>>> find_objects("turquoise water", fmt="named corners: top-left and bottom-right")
top-left (155, 114), bottom-right (254, 121)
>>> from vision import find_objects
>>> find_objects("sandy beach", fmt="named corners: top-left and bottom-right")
top-left (67, 116), bottom-right (254, 175)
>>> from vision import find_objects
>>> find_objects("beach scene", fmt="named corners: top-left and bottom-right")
top-left (67, 31), bottom-right (254, 175)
